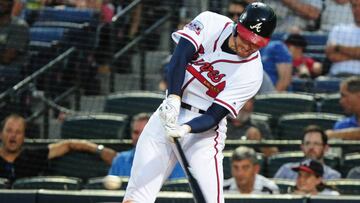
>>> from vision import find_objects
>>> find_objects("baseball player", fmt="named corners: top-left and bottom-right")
top-left (123, 2), bottom-right (277, 203)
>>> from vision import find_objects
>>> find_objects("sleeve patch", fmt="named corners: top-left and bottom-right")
top-left (185, 20), bottom-right (204, 35)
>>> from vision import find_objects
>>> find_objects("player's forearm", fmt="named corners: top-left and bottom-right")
top-left (281, 0), bottom-right (321, 20)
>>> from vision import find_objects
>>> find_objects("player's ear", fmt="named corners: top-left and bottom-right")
top-left (232, 22), bottom-right (238, 37)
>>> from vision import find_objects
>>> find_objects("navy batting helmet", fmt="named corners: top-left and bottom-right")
top-left (234, 2), bottom-right (277, 47)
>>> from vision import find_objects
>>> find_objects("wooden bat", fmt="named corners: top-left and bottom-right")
top-left (173, 138), bottom-right (206, 203)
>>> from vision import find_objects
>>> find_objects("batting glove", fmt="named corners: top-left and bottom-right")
top-left (159, 94), bottom-right (181, 128)
top-left (165, 124), bottom-right (191, 142)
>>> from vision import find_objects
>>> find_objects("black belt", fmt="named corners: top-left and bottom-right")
top-left (181, 102), bottom-right (206, 114)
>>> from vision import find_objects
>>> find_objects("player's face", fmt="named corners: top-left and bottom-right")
top-left (340, 83), bottom-right (360, 114)
top-left (296, 171), bottom-right (322, 194)
top-left (301, 132), bottom-right (327, 161)
top-left (131, 119), bottom-right (148, 146)
top-left (1, 118), bottom-right (25, 153)
top-left (230, 35), bottom-right (261, 58)
top-left (231, 159), bottom-right (259, 192)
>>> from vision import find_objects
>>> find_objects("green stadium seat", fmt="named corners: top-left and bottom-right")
top-left (161, 178), bottom-right (191, 192)
top-left (271, 179), bottom-right (295, 194)
top-left (48, 152), bottom-right (109, 180)
top-left (60, 113), bottom-right (128, 139)
top-left (223, 151), bottom-right (266, 179)
top-left (103, 91), bottom-right (164, 117)
top-left (12, 176), bottom-right (82, 190)
top-left (325, 179), bottom-right (360, 195)
top-left (0, 178), bottom-right (9, 189)
top-left (85, 176), bottom-right (129, 190)
top-left (277, 113), bottom-right (343, 140)
top-left (319, 94), bottom-right (345, 115)
top-left (310, 195), bottom-right (360, 203)
top-left (343, 153), bottom-right (360, 177)
top-left (253, 93), bottom-right (316, 128)
top-left (267, 151), bottom-right (340, 178)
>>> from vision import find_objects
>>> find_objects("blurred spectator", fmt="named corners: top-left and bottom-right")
top-left (108, 113), bottom-right (185, 180)
top-left (263, 0), bottom-right (323, 32)
top-left (226, 0), bottom-right (249, 21)
top-left (227, 98), bottom-right (278, 157)
top-left (325, 0), bottom-right (360, 76)
top-left (274, 125), bottom-right (341, 180)
top-left (12, 0), bottom-right (44, 25)
top-left (101, 0), bottom-right (115, 23)
top-left (284, 33), bottom-right (323, 78)
top-left (321, 0), bottom-right (354, 32)
top-left (327, 76), bottom-right (360, 140)
top-left (0, 114), bottom-right (116, 184)
top-left (292, 159), bottom-right (340, 195)
top-left (224, 146), bottom-right (279, 194)
top-left (0, 0), bottom-right (29, 92)
top-left (260, 40), bottom-right (293, 91)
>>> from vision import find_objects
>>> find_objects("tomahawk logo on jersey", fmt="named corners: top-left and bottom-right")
top-left (172, 11), bottom-right (263, 119)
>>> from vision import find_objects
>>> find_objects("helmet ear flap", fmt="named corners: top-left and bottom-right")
top-left (232, 23), bottom-right (238, 37)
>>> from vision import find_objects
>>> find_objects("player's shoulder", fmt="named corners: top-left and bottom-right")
top-left (196, 11), bottom-right (233, 25)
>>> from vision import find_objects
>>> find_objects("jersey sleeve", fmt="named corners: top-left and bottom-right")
top-left (171, 11), bottom-right (225, 51)
top-left (214, 57), bottom-right (263, 118)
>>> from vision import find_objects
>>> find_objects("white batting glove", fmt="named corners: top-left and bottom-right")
top-left (159, 94), bottom-right (181, 128)
top-left (165, 124), bottom-right (191, 142)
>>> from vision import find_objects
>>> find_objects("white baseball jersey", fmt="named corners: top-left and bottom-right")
top-left (124, 11), bottom-right (263, 203)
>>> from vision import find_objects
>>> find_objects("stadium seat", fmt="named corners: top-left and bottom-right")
top-left (223, 151), bottom-right (266, 179)
top-left (313, 77), bottom-right (342, 93)
top-left (48, 152), bottom-right (110, 180)
top-left (276, 113), bottom-right (343, 140)
top-left (290, 78), bottom-right (314, 93)
top-left (253, 93), bottom-right (316, 128)
top-left (0, 178), bottom-right (9, 189)
top-left (60, 113), bottom-right (128, 139)
top-left (325, 179), bottom-right (360, 195)
top-left (12, 176), bottom-right (82, 190)
top-left (343, 153), bottom-right (360, 177)
top-left (271, 179), bottom-right (295, 194)
top-left (103, 91), bottom-right (164, 117)
top-left (38, 7), bottom-right (99, 25)
top-left (303, 33), bottom-right (328, 46)
top-left (161, 178), bottom-right (191, 192)
top-left (309, 195), bottom-right (360, 203)
top-left (267, 151), bottom-right (340, 178)
top-left (85, 176), bottom-right (129, 190)
top-left (30, 27), bottom-right (68, 43)
top-left (319, 94), bottom-right (345, 115)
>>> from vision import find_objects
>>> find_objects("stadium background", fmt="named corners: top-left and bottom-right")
top-left (1, 0), bottom-right (360, 202)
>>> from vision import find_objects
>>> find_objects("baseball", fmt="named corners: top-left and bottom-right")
top-left (103, 175), bottom-right (122, 190)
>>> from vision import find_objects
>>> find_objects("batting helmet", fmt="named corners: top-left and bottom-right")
top-left (234, 2), bottom-right (277, 47)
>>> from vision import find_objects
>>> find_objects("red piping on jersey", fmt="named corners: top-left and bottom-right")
top-left (213, 126), bottom-right (221, 203)
top-left (215, 98), bottom-right (237, 116)
top-left (176, 31), bottom-right (199, 50)
top-left (210, 54), bottom-right (258, 65)
top-left (213, 22), bottom-right (232, 52)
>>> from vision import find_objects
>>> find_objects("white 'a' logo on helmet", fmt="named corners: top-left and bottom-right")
top-left (249, 22), bottom-right (262, 33)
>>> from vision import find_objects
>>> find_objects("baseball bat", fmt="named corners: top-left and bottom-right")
top-left (173, 138), bottom-right (206, 203)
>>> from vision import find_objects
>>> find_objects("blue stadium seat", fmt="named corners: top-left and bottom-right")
top-left (30, 27), bottom-right (68, 43)
top-left (303, 33), bottom-right (328, 46)
top-left (38, 7), bottom-right (99, 24)
top-left (325, 179), bottom-right (360, 195)
top-left (60, 113), bottom-right (128, 139)
top-left (290, 78), bottom-right (314, 93)
top-left (161, 178), bottom-right (191, 192)
top-left (343, 153), bottom-right (360, 177)
top-left (276, 113), bottom-right (343, 140)
top-left (313, 77), bottom-right (342, 93)
top-left (12, 176), bottom-right (82, 190)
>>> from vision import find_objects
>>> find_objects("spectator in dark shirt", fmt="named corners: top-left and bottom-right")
top-left (0, 114), bottom-right (116, 184)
